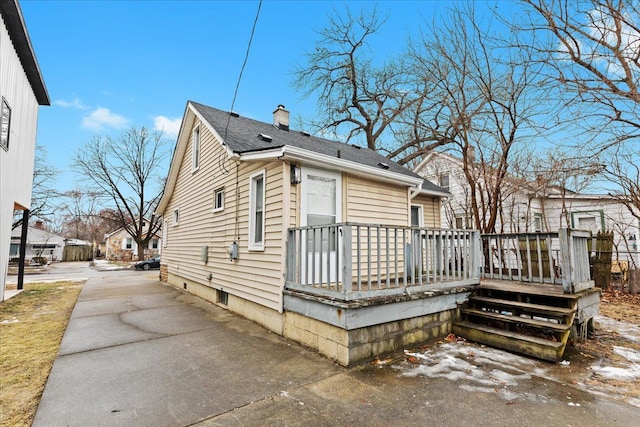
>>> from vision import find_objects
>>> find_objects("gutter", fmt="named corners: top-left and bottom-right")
top-left (238, 145), bottom-right (424, 187)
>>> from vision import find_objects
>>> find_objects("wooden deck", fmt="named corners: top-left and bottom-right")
top-left (479, 279), bottom-right (599, 299)
top-left (454, 278), bottom-right (601, 362)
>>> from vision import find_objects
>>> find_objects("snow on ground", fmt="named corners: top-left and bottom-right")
top-left (397, 341), bottom-right (549, 403)
top-left (590, 346), bottom-right (640, 382)
top-left (394, 315), bottom-right (640, 407)
top-left (595, 315), bottom-right (640, 343)
top-left (91, 259), bottom-right (133, 271)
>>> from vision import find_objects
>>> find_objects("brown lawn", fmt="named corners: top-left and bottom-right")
top-left (0, 281), bottom-right (83, 427)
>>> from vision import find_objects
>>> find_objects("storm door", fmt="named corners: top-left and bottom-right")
top-left (300, 168), bottom-right (342, 285)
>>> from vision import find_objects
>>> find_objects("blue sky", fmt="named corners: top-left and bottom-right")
top-left (21, 0), bottom-right (512, 192)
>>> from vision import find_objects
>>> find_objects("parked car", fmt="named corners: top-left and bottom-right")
top-left (135, 255), bottom-right (161, 270)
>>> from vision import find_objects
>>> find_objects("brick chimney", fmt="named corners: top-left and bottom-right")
top-left (34, 220), bottom-right (44, 230)
top-left (273, 104), bottom-right (289, 131)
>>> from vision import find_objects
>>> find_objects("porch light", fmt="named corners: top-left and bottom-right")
top-left (290, 164), bottom-right (302, 185)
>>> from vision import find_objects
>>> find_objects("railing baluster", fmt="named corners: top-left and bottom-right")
top-left (385, 227), bottom-right (390, 289)
top-left (356, 225), bottom-right (362, 291)
top-left (318, 227), bottom-right (324, 287)
top-left (335, 225), bottom-right (340, 291)
top-left (376, 226), bottom-right (381, 289)
top-left (394, 228), bottom-right (399, 288)
top-left (367, 226), bottom-right (372, 290)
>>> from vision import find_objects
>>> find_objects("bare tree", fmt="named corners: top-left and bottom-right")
top-left (404, 4), bottom-right (546, 233)
top-left (12, 145), bottom-right (58, 229)
top-left (74, 127), bottom-right (168, 261)
top-left (520, 0), bottom-right (640, 216)
top-left (293, 8), bottom-right (421, 154)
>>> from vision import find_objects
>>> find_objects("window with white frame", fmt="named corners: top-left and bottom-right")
top-left (410, 205), bottom-right (424, 227)
top-left (249, 170), bottom-right (266, 250)
top-left (123, 238), bottom-right (133, 250)
top-left (533, 213), bottom-right (543, 232)
top-left (455, 214), bottom-right (472, 229)
top-left (213, 187), bottom-right (224, 212)
top-left (1, 97), bottom-right (11, 151)
top-left (150, 239), bottom-right (159, 249)
top-left (173, 208), bottom-right (179, 225)
top-left (192, 126), bottom-right (201, 171)
top-left (438, 173), bottom-right (450, 191)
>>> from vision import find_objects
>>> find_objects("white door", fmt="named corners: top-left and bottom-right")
top-left (300, 168), bottom-right (342, 284)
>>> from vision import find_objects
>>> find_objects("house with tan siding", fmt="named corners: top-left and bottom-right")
top-left (157, 101), bottom-right (495, 365)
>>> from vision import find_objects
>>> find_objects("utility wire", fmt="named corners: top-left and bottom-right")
top-left (217, 0), bottom-right (262, 244)
top-left (223, 0), bottom-right (262, 143)
top-left (219, 0), bottom-right (262, 177)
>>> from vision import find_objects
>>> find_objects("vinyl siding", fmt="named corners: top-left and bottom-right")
top-left (411, 194), bottom-right (441, 228)
top-left (161, 118), bottom-right (285, 311)
top-left (345, 175), bottom-right (409, 225)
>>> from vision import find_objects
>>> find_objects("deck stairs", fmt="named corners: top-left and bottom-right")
top-left (452, 283), bottom-right (579, 362)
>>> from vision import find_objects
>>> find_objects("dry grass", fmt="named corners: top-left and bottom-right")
top-left (0, 281), bottom-right (83, 427)
top-left (573, 287), bottom-right (640, 405)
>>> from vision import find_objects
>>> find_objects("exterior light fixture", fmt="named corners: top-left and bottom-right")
top-left (291, 164), bottom-right (302, 185)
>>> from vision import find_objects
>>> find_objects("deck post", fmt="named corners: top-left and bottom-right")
top-left (558, 228), bottom-right (573, 294)
top-left (472, 230), bottom-right (482, 280)
top-left (342, 224), bottom-right (353, 294)
top-left (285, 229), bottom-right (295, 283)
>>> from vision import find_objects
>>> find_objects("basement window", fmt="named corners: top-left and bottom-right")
top-left (217, 289), bottom-right (229, 305)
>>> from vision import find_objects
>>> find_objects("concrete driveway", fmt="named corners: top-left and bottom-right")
top-left (33, 266), bottom-right (640, 426)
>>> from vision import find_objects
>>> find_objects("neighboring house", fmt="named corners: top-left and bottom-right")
top-left (0, 0), bottom-right (50, 300)
top-left (8, 221), bottom-right (93, 264)
top-left (414, 151), bottom-right (640, 267)
top-left (10, 224), bottom-right (64, 263)
top-left (104, 222), bottom-right (161, 261)
top-left (156, 101), bottom-right (449, 365)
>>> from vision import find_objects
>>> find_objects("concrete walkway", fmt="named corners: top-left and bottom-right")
top-left (34, 270), bottom-right (640, 426)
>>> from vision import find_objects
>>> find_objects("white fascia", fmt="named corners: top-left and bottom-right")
top-left (237, 145), bottom-right (423, 187)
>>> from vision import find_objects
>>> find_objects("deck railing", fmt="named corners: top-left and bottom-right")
top-left (481, 228), bottom-right (594, 293)
top-left (285, 223), bottom-right (482, 301)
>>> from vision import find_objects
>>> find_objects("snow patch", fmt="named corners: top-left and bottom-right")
top-left (595, 315), bottom-right (640, 343)
top-left (590, 345), bottom-right (640, 381)
top-left (398, 342), bottom-right (540, 402)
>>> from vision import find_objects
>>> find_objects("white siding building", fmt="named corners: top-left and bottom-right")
top-left (415, 152), bottom-right (640, 267)
top-left (0, 0), bottom-right (50, 300)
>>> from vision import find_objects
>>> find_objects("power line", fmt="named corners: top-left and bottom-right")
top-left (218, 0), bottom-right (262, 177)
top-left (223, 0), bottom-right (262, 143)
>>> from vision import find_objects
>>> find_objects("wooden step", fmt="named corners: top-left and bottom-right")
top-left (452, 321), bottom-right (565, 362)
top-left (461, 308), bottom-right (571, 331)
top-left (469, 296), bottom-right (575, 317)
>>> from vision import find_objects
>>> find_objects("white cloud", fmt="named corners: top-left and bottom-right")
top-left (153, 116), bottom-right (182, 138)
top-left (54, 97), bottom-right (88, 110)
top-left (82, 107), bottom-right (128, 131)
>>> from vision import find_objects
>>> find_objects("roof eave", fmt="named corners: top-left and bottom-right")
top-left (0, 0), bottom-right (50, 105)
top-left (238, 145), bottom-right (423, 187)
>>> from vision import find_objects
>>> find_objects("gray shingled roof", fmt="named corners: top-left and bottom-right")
top-left (191, 101), bottom-right (429, 182)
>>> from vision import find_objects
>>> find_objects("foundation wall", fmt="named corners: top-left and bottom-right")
top-left (283, 309), bottom-right (455, 366)
top-left (165, 270), bottom-right (462, 366)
